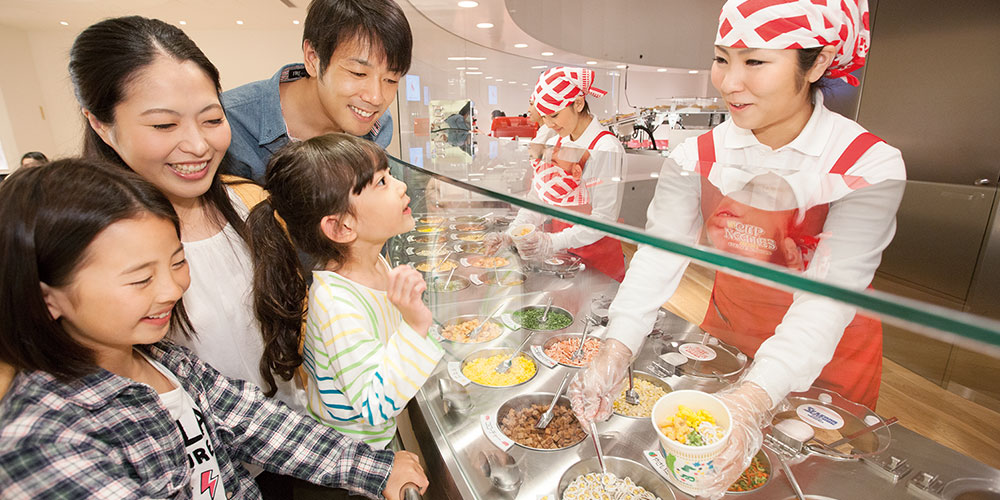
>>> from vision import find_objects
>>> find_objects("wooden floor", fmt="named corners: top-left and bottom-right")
top-left (637, 249), bottom-right (1000, 469)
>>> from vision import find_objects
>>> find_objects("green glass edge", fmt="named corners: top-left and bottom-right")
top-left (391, 156), bottom-right (1000, 348)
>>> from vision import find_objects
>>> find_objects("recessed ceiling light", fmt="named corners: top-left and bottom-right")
top-left (178, 20), bottom-right (187, 25)
top-left (495, 79), bottom-right (504, 82)
top-left (447, 56), bottom-right (487, 61)
top-left (292, 20), bottom-right (300, 25)
top-left (236, 20), bottom-right (244, 25)
top-left (456, 67), bottom-right (466, 70)
top-left (514, 43), bottom-right (528, 48)
top-left (541, 51), bottom-right (554, 56)
top-left (466, 71), bottom-right (483, 75)
top-left (531, 65), bottom-right (547, 69)
top-left (657, 68), bottom-right (667, 72)
top-left (616, 64), bottom-right (627, 69)
top-left (59, 21), bottom-right (69, 26)
top-left (509, 81), bottom-right (517, 84)
top-left (586, 61), bottom-right (597, 65)
top-left (476, 22), bottom-right (494, 29)
top-left (467, 67), bottom-right (479, 70)
top-left (689, 70), bottom-right (699, 74)
top-left (458, 0), bottom-right (479, 7)
top-left (522, 83), bottom-right (528, 86)
top-left (485, 76), bottom-right (493, 79)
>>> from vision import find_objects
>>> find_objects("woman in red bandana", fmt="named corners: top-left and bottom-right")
top-left (484, 67), bottom-right (627, 281)
top-left (568, 1), bottom-right (905, 496)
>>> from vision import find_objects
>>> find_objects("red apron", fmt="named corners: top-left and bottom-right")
top-left (695, 131), bottom-right (885, 409)
top-left (533, 131), bottom-right (626, 282)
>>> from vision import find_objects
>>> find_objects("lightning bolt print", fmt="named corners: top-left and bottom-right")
top-left (200, 470), bottom-right (219, 498)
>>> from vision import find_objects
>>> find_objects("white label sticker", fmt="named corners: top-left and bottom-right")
top-left (448, 362), bottom-right (471, 386)
top-left (460, 257), bottom-right (471, 267)
top-left (644, 449), bottom-right (672, 480)
top-left (678, 343), bottom-right (717, 362)
top-left (796, 404), bottom-right (845, 430)
top-left (544, 257), bottom-right (564, 266)
top-left (470, 274), bottom-right (483, 286)
top-left (480, 414), bottom-right (513, 451)
top-left (531, 345), bottom-right (557, 368)
top-left (501, 313), bottom-right (516, 329)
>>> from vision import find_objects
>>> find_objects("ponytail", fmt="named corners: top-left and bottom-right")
top-left (246, 200), bottom-right (305, 397)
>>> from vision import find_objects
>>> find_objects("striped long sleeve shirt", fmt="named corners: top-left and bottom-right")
top-left (303, 266), bottom-right (444, 448)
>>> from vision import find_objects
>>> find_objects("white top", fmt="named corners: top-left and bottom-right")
top-left (173, 188), bottom-right (306, 413)
top-left (143, 353), bottom-right (228, 500)
top-left (530, 124), bottom-right (559, 146)
top-left (607, 92), bottom-right (906, 405)
top-left (302, 256), bottom-right (444, 448)
top-left (515, 116), bottom-right (626, 250)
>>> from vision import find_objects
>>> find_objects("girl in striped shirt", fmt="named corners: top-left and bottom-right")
top-left (247, 134), bottom-right (444, 448)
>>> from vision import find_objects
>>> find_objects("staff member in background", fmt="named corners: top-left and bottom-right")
top-left (485, 68), bottom-right (627, 281)
top-left (222, 0), bottom-right (411, 182)
top-left (20, 151), bottom-right (48, 168)
top-left (569, 0), bottom-right (905, 496)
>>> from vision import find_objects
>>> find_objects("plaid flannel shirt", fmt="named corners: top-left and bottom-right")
top-left (0, 342), bottom-right (394, 499)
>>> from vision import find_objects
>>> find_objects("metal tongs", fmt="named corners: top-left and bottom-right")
top-left (571, 318), bottom-right (595, 362)
top-left (624, 365), bottom-right (640, 405)
top-left (539, 296), bottom-right (554, 323)
top-left (467, 299), bottom-right (508, 340)
top-left (535, 373), bottom-right (572, 429)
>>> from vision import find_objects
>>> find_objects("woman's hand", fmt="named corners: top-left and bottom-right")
top-left (382, 450), bottom-right (428, 500)
top-left (387, 266), bottom-right (432, 335)
top-left (515, 230), bottom-right (554, 260)
top-left (483, 232), bottom-right (512, 256)
top-left (697, 382), bottom-right (775, 499)
top-left (567, 339), bottom-right (633, 429)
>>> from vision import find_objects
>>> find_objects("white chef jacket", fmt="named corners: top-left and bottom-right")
top-left (513, 116), bottom-right (626, 251)
top-left (607, 92), bottom-right (906, 405)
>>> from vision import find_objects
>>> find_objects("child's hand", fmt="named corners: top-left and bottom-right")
top-left (387, 265), bottom-right (432, 335)
top-left (382, 450), bottom-right (428, 500)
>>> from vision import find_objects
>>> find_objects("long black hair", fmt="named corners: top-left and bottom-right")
top-left (0, 159), bottom-right (193, 380)
top-left (246, 133), bottom-right (388, 396)
top-left (68, 15), bottom-right (248, 243)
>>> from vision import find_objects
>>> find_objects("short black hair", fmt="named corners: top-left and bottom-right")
top-left (303, 0), bottom-right (412, 76)
top-left (0, 158), bottom-right (193, 380)
top-left (20, 151), bottom-right (48, 163)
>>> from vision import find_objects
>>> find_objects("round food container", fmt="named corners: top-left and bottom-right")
top-left (496, 393), bottom-right (586, 451)
top-left (651, 390), bottom-right (733, 496)
top-left (452, 222), bottom-right (489, 232)
top-left (406, 245), bottom-right (450, 258)
top-left (942, 478), bottom-right (1000, 500)
top-left (461, 348), bottom-right (537, 388)
top-left (415, 215), bottom-right (447, 225)
top-left (426, 275), bottom-right (470, 293)
top-left (509, 305), bottom-right (574, 331)
top-left (656, 332), bottom-right (747, 380)
top-left (414, 224), bottom-right (447, 234)
top-left (454, 241), bottom-right (487, 255)
top-left (541, 333), bottom-right (604, 368)
top-left (437, 314), bottom-right (506, 343)
top-left (464, 255), bottom-right (513, 269)
top-left (407, 233), bottom-right (448, 245)
top-left (612, 371), bottom-right (672, 419)
top-left (726, 449), bottom-right (772, 495)
top-left (452, 215), bottom-right (491, 224)
top-left (471, 270), bottom-right (527, 287)
top-left (558, 456), bottom-right (676, 500)
top-left (771, 387), bottom-right (892, 459)
top-left (414, 259), bottom-right (459, 274)
top-left (453, 230), bottom-right (487, 242)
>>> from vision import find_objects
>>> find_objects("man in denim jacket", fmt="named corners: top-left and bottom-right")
top-left (222, 0), bottom-right (411, 182)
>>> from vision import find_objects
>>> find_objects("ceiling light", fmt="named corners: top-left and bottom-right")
top-left (657, 68), bottom-right (667, 72)
top-left (467, 67), bottom-right (479, 70)
top-left (509, 81), bottom-right (517, 84)
top-left (293, 20), bottom-right (300, 25)
top-left (59, 21), bottom-right (69, 26)
top-left (522, 83), bottom-right (528, 86)
top-left (447, 56), bottom-right (487, 61)
top-left (178, 20), bottom-right (187, 25)
top-left (616, 64), bottom-right (627, 69)
top-left (456, 67), bottom-right (466, 70)
top-left (458, 0), bottom-right (479, 7)
top-left (476, 22), bottom-right (494, 29)
top-left (514, 43), bottom-right (528, 48)
top-left (586, 61), bottom-right (597, 65)
top-left (466, 71), bottom-right (483, 75)
top-left (531, 65), bottom-right (547, 69)
top-left (236, 20), bottom-right (244, 25)
top-left (485, 76), bottom-right (493, 79)
top-left (495, 79), bottom-right (504, 82)
top-left (688, 70), bottom-right (699, 74)
top-left (541, 51), bottom-right (554, 56)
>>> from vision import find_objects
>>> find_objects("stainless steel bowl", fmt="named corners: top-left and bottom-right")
top-left (557, 456), bottom-right (675, 499)
top-left (510, 305), bottom-right (574, 331)
top-left (460, 348), bottom-right (537, 388)
top-left (451, 222), bottom-right (490, 232)
top-left (465, 255), bottom-right (515, 270)
top-left (475, 270), bottom-right (527, 287)
top-left (725, 449), bottom-right (772, 495)
top-left (407, 233), bottom-right (449, 245)
top-left (427, 275), bottom-right (471, 293)
top-left (612, 371), bottom-right (672, 419)
top-left (453, 230), bottom-right (487, 242)
top-left (454, 241), bottom-right (488, 254)
top-left (496, 393), bottom-right (585, 451)
top-left (413, 224), bottom-right (448, 234)
top-left (414, 258), bottom-right (460, 275)
top-left (438, 314), bottom-right (506, 344)
top-left (540, 333), bottom-right (604, 368)
top-left (415, 215), bottom-right (447, 225)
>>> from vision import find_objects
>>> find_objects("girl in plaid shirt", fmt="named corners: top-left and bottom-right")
top-left (0, 161), bottom-right (427, 499)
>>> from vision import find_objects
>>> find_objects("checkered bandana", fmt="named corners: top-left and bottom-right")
top-left (531, 67), bottom-right (607, 115)
top-left (716, 0), bottom-right (871, 86)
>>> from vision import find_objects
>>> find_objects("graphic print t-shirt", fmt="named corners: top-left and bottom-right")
top-left (145, 354), bottom-right (228, 499)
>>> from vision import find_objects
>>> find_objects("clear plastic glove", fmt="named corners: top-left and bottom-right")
top-left (483, 231), bottom-right (512, 256)
top-left (568, 338), bottom-right (633, 430)
top-left (514, 230), bottom-right (554, 260)
top-left (697, 381), bottom-right (775, 499)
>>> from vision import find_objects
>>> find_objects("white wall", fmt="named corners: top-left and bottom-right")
top-left (0, 24), bottom-right (56, 170)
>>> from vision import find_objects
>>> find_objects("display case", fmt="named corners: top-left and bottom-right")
top-left (385, 138), bottom-right (1000, 499)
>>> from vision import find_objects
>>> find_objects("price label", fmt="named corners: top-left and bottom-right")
top-left (500, 313), bottom-right (517, 330)
top-left (470, 274), bottom-right (484, 286)
top-left (460, 257), bottom-right (472, 268)
top-left (644, 449), bottom-right (672, 480)
top-left (480, 414), bottom-right (513, 451)
top-left (678, 343), bottom-right (717, 362)
top-left (531, 345), bottom-right (557, 368)
top-left (448, 362), bottom-right (471, 386)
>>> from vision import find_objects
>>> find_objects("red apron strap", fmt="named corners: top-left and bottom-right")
top-left (587, 130), bottom-right (615, 150)
top-left (697, 131), bottom-right (717, 177)
top-left (830, 132), bottom-right (883, 175)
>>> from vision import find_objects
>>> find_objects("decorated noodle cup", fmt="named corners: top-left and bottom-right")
top-left (461, 348), bottom-right (537, 388)
top-left (650, 390), bottom-right (733, 496)
top-left (558, 456), bottom-right (676, 500)
top-left (508, 223), bottom-right (536, 241)
top-left (496, 393), bottom-right (584, 451)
